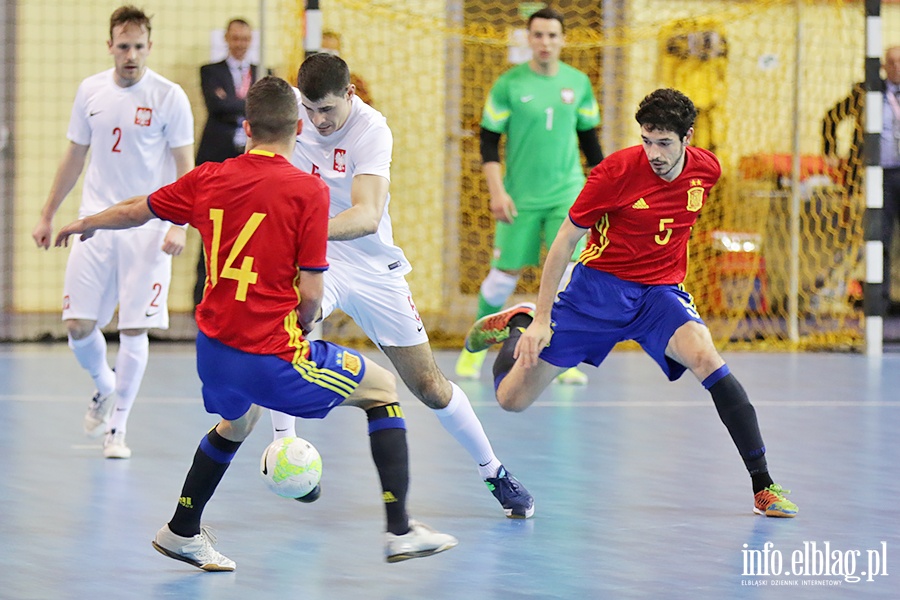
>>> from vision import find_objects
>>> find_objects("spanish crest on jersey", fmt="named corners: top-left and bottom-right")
top-left (686, 186), bottom-right (704, 212)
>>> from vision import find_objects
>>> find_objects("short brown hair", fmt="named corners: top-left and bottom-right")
top-left (528, 7), bottom-right (565, 33)
top-left (245, 76), bottom-right (299, 144)
top-left (109, 5), bottom-right (151, 40)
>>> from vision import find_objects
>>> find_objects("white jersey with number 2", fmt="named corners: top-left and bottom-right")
top-left (67, 67), bottom-right (193, 231)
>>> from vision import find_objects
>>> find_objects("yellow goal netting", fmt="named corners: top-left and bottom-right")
top-left (308, 0), bottom-right (879, 350)
top-left (13, 0), bottom-right (900, 351)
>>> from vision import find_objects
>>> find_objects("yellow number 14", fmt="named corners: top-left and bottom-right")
top-left (208, 208), bottom-right (266, 301)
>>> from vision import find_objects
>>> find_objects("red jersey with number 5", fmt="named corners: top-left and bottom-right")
top-left (148, 151), bottom-right (329, 359)
top-left (569, 145), bottom-right (721, 285)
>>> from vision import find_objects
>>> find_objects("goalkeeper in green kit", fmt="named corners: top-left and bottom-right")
top-left (456, 6), bottom-right (604, 383)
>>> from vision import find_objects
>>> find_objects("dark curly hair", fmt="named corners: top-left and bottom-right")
top-left (634, 88), bottom-right (697, 140)
top-left (297, 53), bottom-right (350, 102)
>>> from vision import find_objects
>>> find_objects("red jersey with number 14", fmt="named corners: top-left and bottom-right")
top-left (148, 151), bottom-right (329, 360)
top-left (569, 145), bottom-right (721, 285)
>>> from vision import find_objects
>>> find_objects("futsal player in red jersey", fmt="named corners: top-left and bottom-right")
top-left (55, 76), bottom-right (456, 570)
top-left (465, 88), bottom-right (798, 519)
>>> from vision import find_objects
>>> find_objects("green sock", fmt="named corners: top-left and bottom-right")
top-left (476, 293), bottom-right (503, 320)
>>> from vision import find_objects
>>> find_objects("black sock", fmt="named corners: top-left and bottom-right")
top-left (751, 472), bottom-right (775, 494)
top-left (492, 313), bottom-right (533, 387)
top-left (168, 427), bottom-right (242, 537)
top-left (367, 404), bottom-right (409, 535)
top-left (703, 367), bottom-right (770, 492)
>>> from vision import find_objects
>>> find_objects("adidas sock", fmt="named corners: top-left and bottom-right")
top-left (168, 427), bottom-right (242, 537)
top-left (703, 365), bottom-right (770, 491)
top-left (270, 410), bottom-right (296, 439)
top-left (108, 332), bottom-right (149, 433)
top-left (68, 328), bottom-right (116, 396)
top-left (751, 472), bottom-right (775, 494)
top-left (367, 404), bottom-right (410, 535)
top-left (433, 382), bottom-right (501, 479)
top-left (492, 313), bottom-right (533, 390)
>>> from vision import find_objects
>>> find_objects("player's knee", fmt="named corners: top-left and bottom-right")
top-left (65, 319), bottom-right (96, 340)
top-left (119, 328), bottom-right (148, 337)
top-left (360, 360), bottom-right (399, 404)
top-left (219, 406), bottom-right (262, 441)
top-left (496, 386), bottom-right (529, 413)
top-left (405, 370), bottom-right (449, 409)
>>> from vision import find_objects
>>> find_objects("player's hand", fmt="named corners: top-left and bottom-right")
top-left (54, 219), bottom-right (95, 247)
top-left (32, 219), bottom-right (53, 249)
top-left (162, 226), bottom-right (186, 256)
top-left (514, 317), bottom-right (552, 369)
top-left (489, 190), bottom-right (517, 224)
top-left (297, 306), bottom-right (322, 336)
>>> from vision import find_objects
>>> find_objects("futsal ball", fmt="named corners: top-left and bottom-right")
top-left (259, 437), bottom-right (323, 499)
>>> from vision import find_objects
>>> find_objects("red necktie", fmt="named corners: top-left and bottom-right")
top-left (236, 67), bottom-right (251, 99)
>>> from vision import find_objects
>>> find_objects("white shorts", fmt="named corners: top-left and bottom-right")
top-left (62, 227), bottom-right (172, 330)
top-left (321, 261), bottom-right (428, 348)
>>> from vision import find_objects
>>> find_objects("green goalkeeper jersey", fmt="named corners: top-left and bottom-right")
top-left (481, 62), bottom-right (600, 211)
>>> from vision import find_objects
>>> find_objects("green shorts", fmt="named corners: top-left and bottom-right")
top-left (492, 205), bottom-right (585, 270)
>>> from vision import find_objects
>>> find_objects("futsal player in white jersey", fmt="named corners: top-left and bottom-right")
top-left (32, 6), bottom-right (194, 459)
top-left (267, 53), bottom-right (533, 519)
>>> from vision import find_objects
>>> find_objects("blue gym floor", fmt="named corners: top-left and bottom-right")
top-left (1, 343), bottom-right (897, 599)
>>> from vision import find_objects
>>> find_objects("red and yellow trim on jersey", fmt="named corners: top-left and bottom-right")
top-left (578, 213), bottom-right (610, 266)
top-left (284, 309), bottom-right (310, 364)
top-left (284, 310), bottom-right (358, 397)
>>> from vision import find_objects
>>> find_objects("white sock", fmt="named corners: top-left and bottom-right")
top-left (434, 382), bottom-right (501, 479)
top-left (270, 410), bottom-right (296, 439)
top-left (108, 332), bottom-right (149, 433)
top-left (68, 328), bottom-right (115, 396)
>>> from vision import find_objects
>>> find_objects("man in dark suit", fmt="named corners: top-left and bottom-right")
top-left (194, 18), bottom-right (259, 306)
top-left (823, 47), bottom-right (900, 311)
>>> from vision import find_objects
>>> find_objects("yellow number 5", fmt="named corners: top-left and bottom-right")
top-left (208, 208), bottom-right (266, 301)
top-left (655, 218), bottom-right (674, 246)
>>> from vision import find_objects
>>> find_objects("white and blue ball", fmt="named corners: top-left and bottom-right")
top-left (259, 437), bottom-right (322, 499)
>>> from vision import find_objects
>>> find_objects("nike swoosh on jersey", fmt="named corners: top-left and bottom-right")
top-left (520, 95), bottom-right (534, 103)
top-left (89, 111), bottom-right (102, 117)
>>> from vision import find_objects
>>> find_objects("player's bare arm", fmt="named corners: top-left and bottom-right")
top-left (327, 174), bottom-right (389, 241)
top-left (515, 219), bottom-right (586, 368)
top-left (295, 270), bottom-right (324, 333)
top-left (54, 195), bottom-right (154, 247)
top-left (159, 144), bottom-right (195, 256)
top-left (482, 161), bottom-right (517, 224)
top-left (32, 142), bottom-right (90, 249)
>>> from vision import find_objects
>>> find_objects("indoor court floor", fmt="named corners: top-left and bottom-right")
top-left (1, 342), bottom-right (897, 599)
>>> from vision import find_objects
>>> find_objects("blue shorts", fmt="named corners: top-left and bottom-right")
top-left (540, 265), bottom-right (705, 381)
top-left (196, 332), bottom-right (366, 420)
